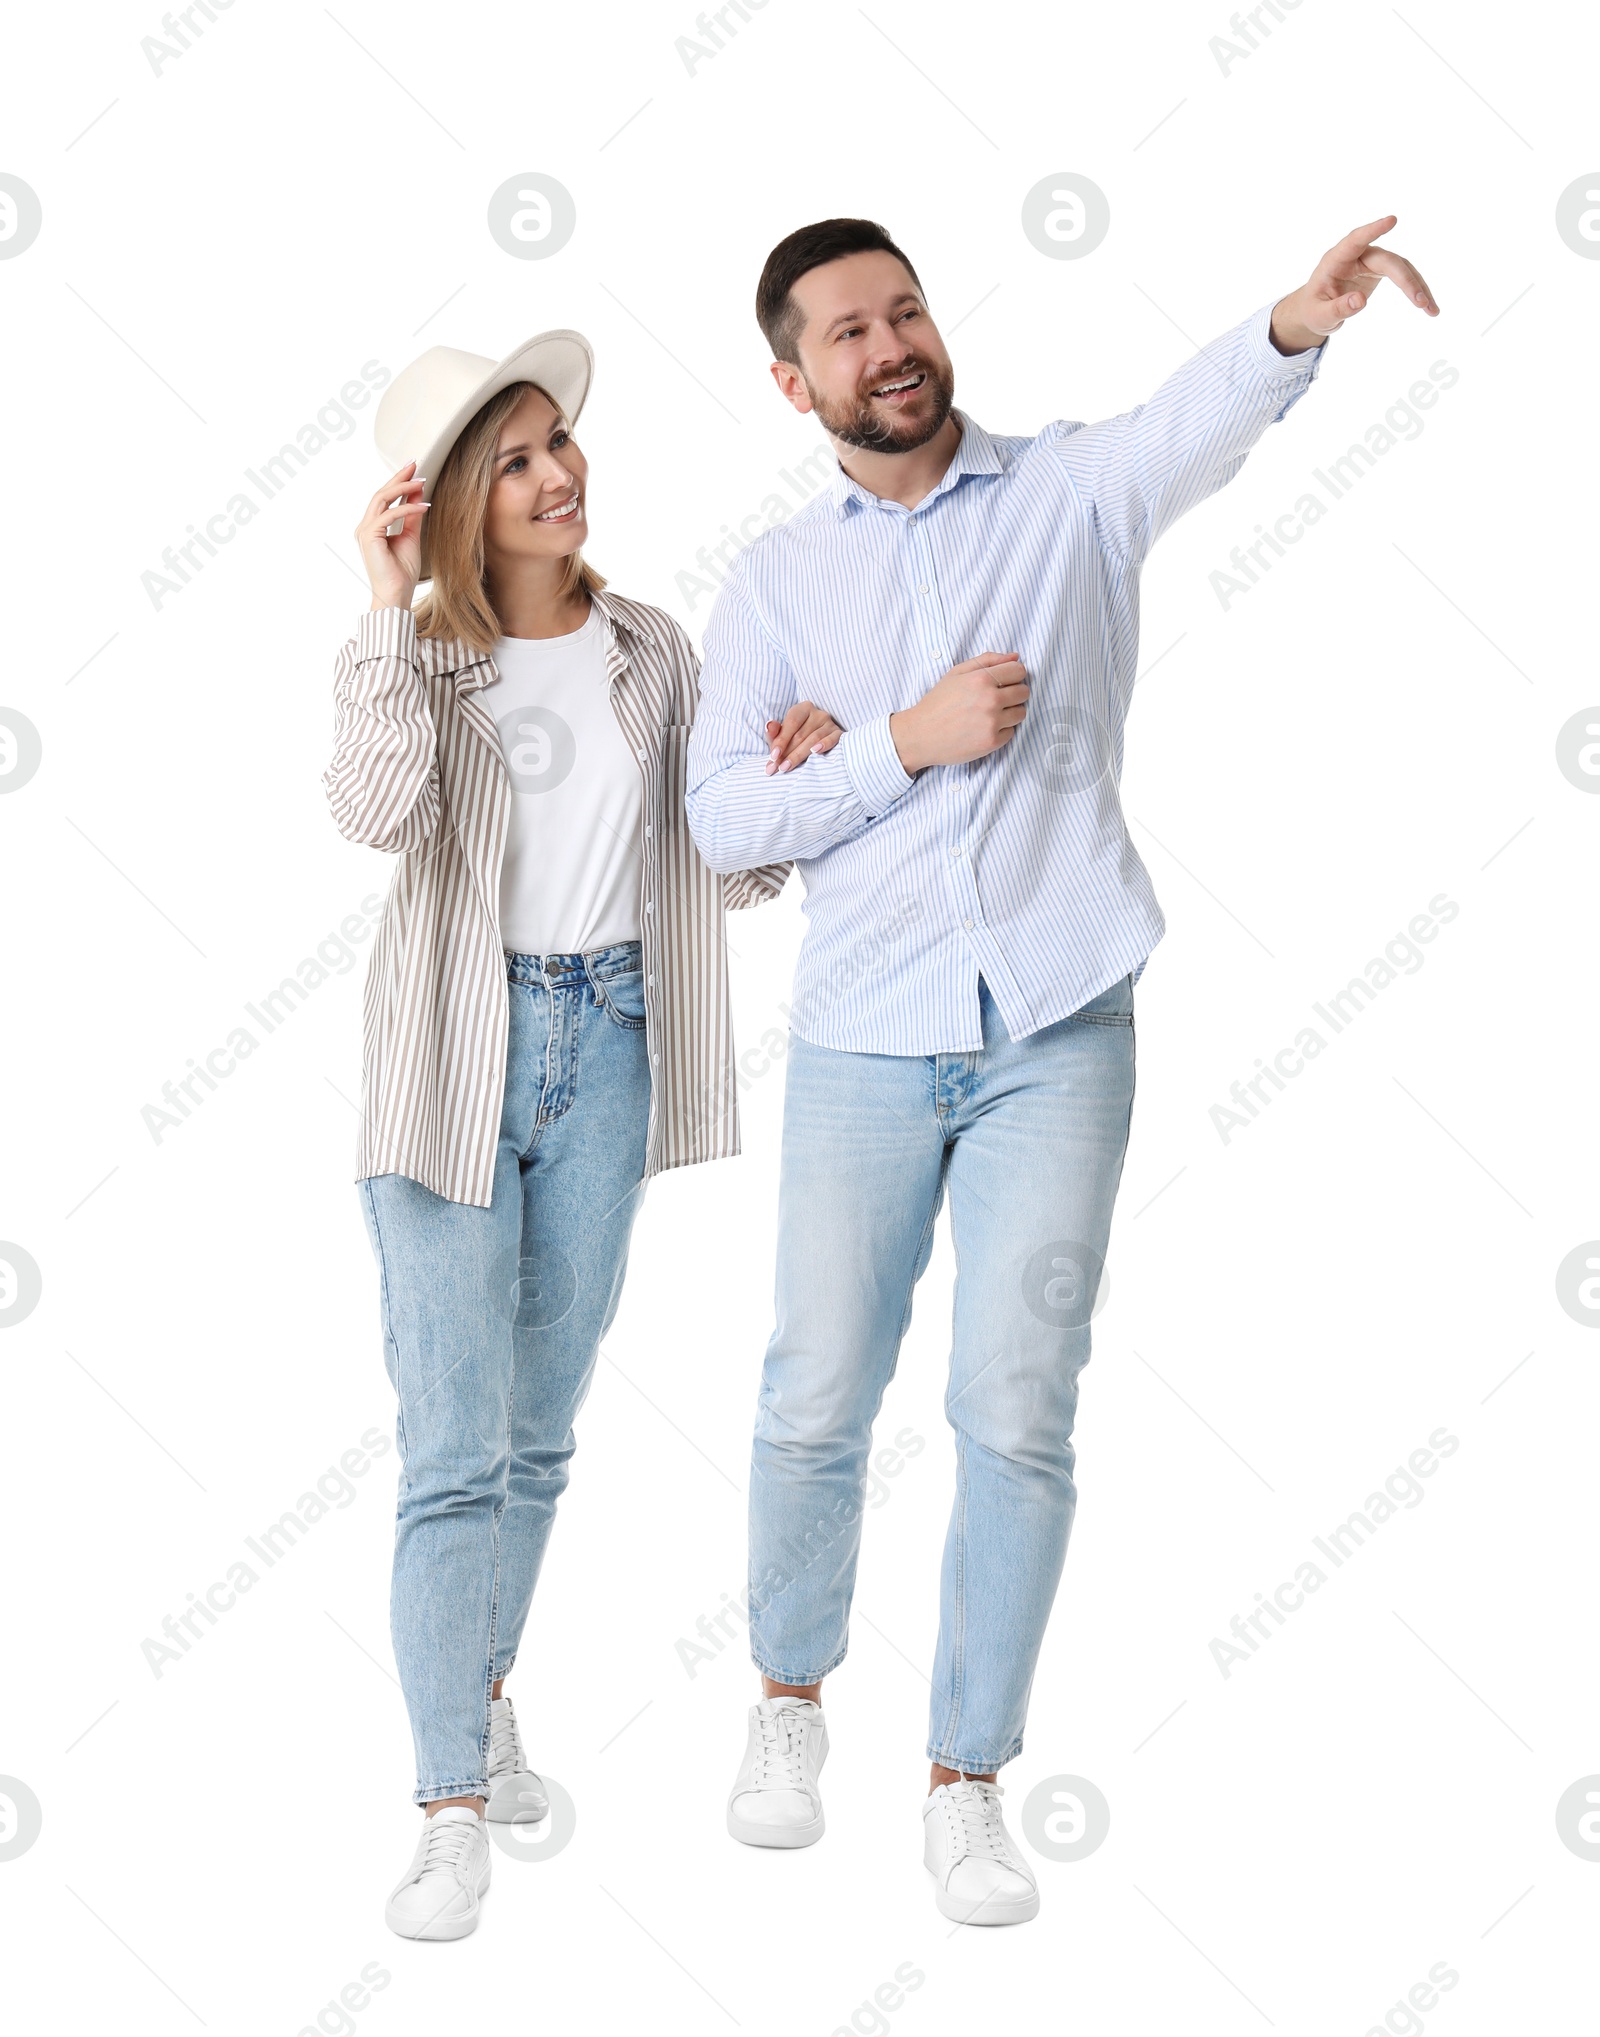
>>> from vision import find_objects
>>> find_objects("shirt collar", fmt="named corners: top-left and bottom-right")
top-left (435, 586), bottom-right (644, 687)
top-left (828, 409), bottom-right (1005, 519)
top-left (588, 586), bottom-right (650, 645)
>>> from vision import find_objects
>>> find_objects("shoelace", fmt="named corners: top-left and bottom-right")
top-left (488, 1701), bottom-right (526, 1779)
top-left (750, 1705), bottom-right (808, 1789)
top-left (946, 1780), bottom-right (1009, 1861)
top-left (412, 1817), bottom-right (480, 1883)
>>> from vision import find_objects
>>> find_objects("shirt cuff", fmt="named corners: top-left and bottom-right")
top-left (1247, 299), bottom-right (1327, 385)
top-left (356, 604), bottom-right (419, 660)
top-left (839, 713), bottom-right (916, 817)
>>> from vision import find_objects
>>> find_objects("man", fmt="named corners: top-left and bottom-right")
top-left (685, 215), bottom-right (1436, 1925)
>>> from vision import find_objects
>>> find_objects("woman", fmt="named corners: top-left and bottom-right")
top-left (324, 329), bottom-right (838, 1941)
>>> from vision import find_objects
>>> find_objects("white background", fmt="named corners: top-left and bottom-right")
top-left (3, 0), bottom-right (1597, 2030)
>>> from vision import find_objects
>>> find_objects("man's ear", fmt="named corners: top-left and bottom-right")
top-left (769, 360), bottom-right (813, 415)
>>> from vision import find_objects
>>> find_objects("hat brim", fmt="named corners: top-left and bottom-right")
top-left (408, 329), bottom-right (594, 579)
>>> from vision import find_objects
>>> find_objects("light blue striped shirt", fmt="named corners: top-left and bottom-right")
top-left (686, 302), bottom-right (1325, 1054)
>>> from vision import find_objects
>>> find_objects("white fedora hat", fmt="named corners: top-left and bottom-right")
top-left (373, 328), bottom-right (594, 575)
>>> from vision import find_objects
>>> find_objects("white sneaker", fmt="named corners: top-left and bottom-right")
top-left (727, 1696), bottom-right (828, 1848)
top-left (486, 1695), bottom-right (549, 1825)
top-left (385, 1807), bottom-right (490, 1941)
top-left (923, 1780), bottom-right (1039, 1925)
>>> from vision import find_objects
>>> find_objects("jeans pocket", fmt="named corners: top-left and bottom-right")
top-left (1073, 973), bottom-right (1135, 1025)
top-left (600, 966), bottom-right (647, 1030)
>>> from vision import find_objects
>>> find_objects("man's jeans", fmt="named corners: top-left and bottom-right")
top-left (360, 943), bottom-right (650, 1804)
top-left (747, 975), bottom-right (1136, 1773)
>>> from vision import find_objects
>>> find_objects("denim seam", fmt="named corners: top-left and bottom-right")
top-left (480, 1298), bottom-right (517, 1787)
top-left (751, 1643), bottom-right (849, 1683)
top-left (535, 977), bottom-right (559, 1131)
top-left (546, 982), bottom-right (582, 1125)
top-left (932, 1049), bottom-right (951, 1137)
top-left (506, 981), bottom-right (545, 1164)
top-left (1116, 1008), bottom-right (1138, 1200)
top-left (482, 1497), bottom-right (505, 1788)
top-left (521, 982), bottom-right (571, 1155)
top-left (944, 1427), bottom-right (970, 1757)
top-left (935, 1160), bottom-right (970, 1759)
top-left (926, 1736), bottom-right (1023, 1770)
top-left (362, 1183), bottom-right (408, 1474)
top-left (414, 1779), bottom-right (492, 1805)
top-left (481, 1319), bottom-right (517, 1768)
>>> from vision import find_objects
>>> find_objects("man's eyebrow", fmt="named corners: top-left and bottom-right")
top-left (818, 293), bottom-right (922, 338)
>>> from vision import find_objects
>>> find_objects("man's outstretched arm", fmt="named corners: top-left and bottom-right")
top-left (1056, 214), bottom-right (1439, 566)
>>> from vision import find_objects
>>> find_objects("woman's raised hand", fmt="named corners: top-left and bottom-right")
top-left (359, 459), bottom-right (430, 611)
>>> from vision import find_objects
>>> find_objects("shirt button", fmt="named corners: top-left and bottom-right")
top-left (918, 582), bottom-right (930, 593)
top-left (950, 845), bottom-right (964, 859)
top-left (963, 917), bottom-right (974, 930)
top-left (636, 746), bottom-right (646, 761)
top-left (645, 825), bottom-right (653, 838)
top-left (647, 975), bottom-right (655, 987)
top-left (645, 900), bottom-right (654, 914)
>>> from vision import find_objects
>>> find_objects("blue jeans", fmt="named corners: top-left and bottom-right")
top-left (360, 942), bottom-right (651, 1804)
top-left (748, 975), bottom-right (1136, 1773)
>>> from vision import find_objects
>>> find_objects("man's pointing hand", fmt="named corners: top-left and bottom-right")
top-left (1271, 215), bottom-right (1439, 354)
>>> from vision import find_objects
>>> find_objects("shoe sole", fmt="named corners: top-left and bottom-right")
top-left (385, 1859), bottom-right (491, 1941)
top-left (726, 1805), bottom-right (825, 1849)
top-left (928, 1867), bottom-right (1039, 1926)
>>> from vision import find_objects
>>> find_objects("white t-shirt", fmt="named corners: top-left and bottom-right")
top-left (490, 605), bottom-right (643, 956)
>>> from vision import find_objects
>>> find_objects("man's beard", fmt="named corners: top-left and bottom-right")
top-left (806, 354), bottom-right (956, 454)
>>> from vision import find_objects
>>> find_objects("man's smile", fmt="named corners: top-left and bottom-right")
top-left (867, 369), bottom-right (928, 406)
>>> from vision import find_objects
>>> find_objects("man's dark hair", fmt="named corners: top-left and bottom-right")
top-left (755, 218), bottom-right (925, 367)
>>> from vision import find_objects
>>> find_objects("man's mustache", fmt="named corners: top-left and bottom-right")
top-left (858, 355), bottom-right (937, 396)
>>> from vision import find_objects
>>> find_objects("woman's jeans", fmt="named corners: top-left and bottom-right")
top-left (360, 942), bottom-right (650, 1804)
top-left (747, 975), bottom-right (1136, 1774)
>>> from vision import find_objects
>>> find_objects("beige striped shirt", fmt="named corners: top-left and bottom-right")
top-left (323, 590), bottom-right (788, 1208)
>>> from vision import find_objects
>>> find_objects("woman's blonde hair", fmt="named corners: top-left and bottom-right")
top-left (411, 380), bottom-right (605, 651)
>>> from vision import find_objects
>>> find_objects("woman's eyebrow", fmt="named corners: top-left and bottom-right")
top-left (495, 431), bottom-right (565, 460)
